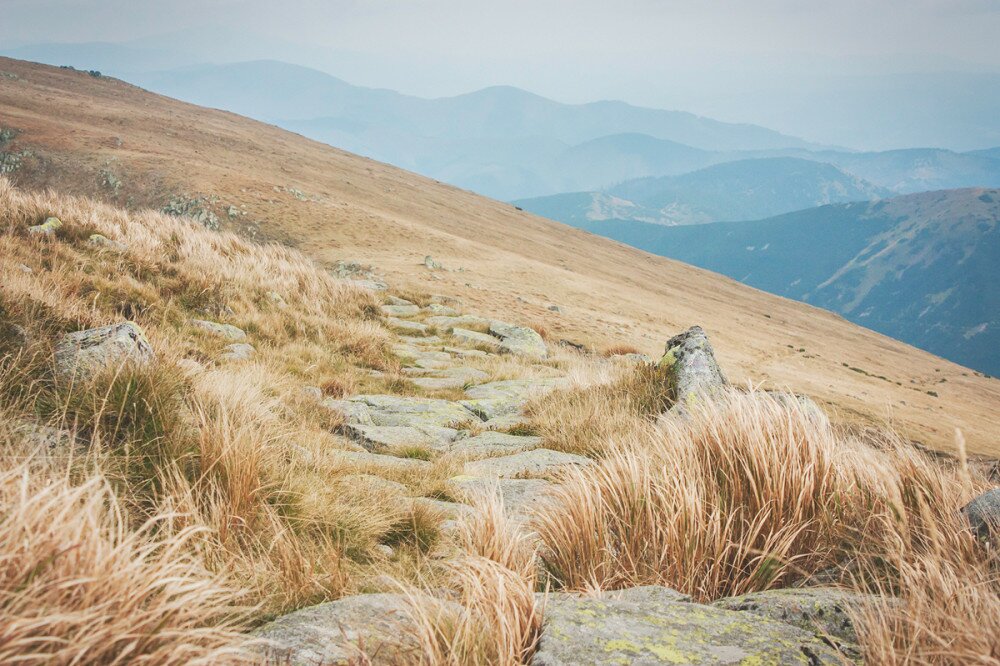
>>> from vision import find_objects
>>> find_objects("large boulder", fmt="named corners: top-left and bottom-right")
top-left (489, 320), bottom-right (548, 359)
top-left (54, 321), bottom-right (154, 378)
top-left (658, 326), bottom-right (727, 404)
top-left (532, 591), bottom-right (842, 665)
top-left (713, 587), bottom-right (878, 657)
top-left (962, 488), bottom-right (1000, 541)
top-left (252, 593), bottom-right (444, 665)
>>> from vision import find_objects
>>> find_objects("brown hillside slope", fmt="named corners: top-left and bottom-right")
top-left (1, 57), bottom-right (997, 455)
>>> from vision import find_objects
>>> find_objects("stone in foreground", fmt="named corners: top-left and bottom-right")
top-left (962, 488), bottom-right (1000, 541)
top-left (532, 592), bottom-right (842, 665)
top-left (346, 395), bottom-right (478, 427)
top-left (714, 587), bottom-right (877, 656)
top-left (54, 321), bottom-right (154, 378)
top-left (252, 593), bottom-right (431, 665)
top-left (658, 325), bottom-right (726, 404)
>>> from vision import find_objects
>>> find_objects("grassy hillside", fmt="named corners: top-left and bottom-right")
top-left (575, 189), bottom-right (1000, 376)
top-left (1, 56), bottom-right (998, 457)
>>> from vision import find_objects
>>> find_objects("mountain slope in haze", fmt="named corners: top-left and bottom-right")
top-left (516, 157), bottom-right (889, 226)
top-left (574, 189), bottom-right (1000, 375)
top-left (1, 56), bottom-right (998, 455)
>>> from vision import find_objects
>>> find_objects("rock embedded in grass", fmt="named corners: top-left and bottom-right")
top-left (191, 319), bottom-right (246, 340)
top-left (87, 233), bottom-right (127, 251)
top-left (380, 304), bottom-right (421, 317)
top-left (54, 321), bottom-right (154, 378)
top-left (463, 448), bottom-right (591, 478)
top-left (532, 591), bottom-right (843, 665)
top-left (489, 320), bottom-right (548, 359)
top-left (220, 342), bottom-right (254, 361)
top-left (962, 488), bottom-right (1000, 541)
top-left (252, 593), bottom-right (448, 665)
top-left (658, 325), bottom-right (727, 404)
top-left (27, 216), bottom-right (61, 236)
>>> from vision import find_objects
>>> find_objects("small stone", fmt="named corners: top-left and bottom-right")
top-left (220, 342), bottom-right (255, 361)
top-left (16, 263), bottom-right (32, 273)
top-left (424, 303), bottom-right (458, 316)
top-left (547, 304), bottom-right (562, 313)
top-left (301, 386), bottom-right (323, 401)
top-left (27, 217), bottom-right (62, 236)
top-left (489, 320), bottom-right (547, 359)
top-left (373, 544), bottom-right (394, 558)
top-left (54, 321), bottom-right (154, 379)
top-left (424, 255), bottom-right (443, 270)
top-left (454, 431), bottom-right (542, 456)
top-left (330, 449), bottom-right (432, 473)
top-left (265, 291), bottom-right (287, 307)
top-left (342, 423), bottom-right (460, 454)
top-left (427, 314), bottom-right (491, 330)
top-left (385, 296), bottom-right (414, 306)
top-left (87, 234), bottom-right (127, 251)
top-left (962, 488), bottom-right (1000, 541)
top-left (191, 319), bottom-right (246, 340)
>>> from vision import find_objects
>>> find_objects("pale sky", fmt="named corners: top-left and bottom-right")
top-left (3, 0), bottom-right (1000, 147)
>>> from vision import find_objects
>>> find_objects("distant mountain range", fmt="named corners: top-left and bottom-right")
top-left (566, 189), bottom-right (1000, 376)
top-left (515, 158), bottom-right (891, 225)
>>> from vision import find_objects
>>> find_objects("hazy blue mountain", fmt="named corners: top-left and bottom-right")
top-left (515, 158), bottom-right (889, 226)
top-left (966, 147), bottom-right (1000, 161)
top-left (813, 148), bottom-right (1000, 194)
top-left (569, 189), bottom-right (1000, 375)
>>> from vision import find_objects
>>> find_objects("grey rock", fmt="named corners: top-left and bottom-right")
top-left (713, 587), bottom-right (878, 655)
top-left (606, 585), bottom-right (692, 604)
top-left (380, 304), bottom-right (421, 317)
top-left (463, 448), bottom-right (591, 479)
top-left (321, 398), bottom-right (375, 425)
top-left (54, 322), bottom-right (154, 378)
top-left (454, 431), bottom-right (542, 457)
top-left (265, 291), bottom-right (287, 307)
top-left (489, 320), bottom-right (548, 359)
top-left (532, 593), bottom-right (842, 665)
top-left (191, 319), bottom-right (246, 340)
top-left (413, 497), bottom-right (475, 519)
top-left (962, 488), bottom-right (1000, 540)
top-left (444, 346), bottom-right (489, 358)
top-left (658, 326), bottom-right (727, 404)
top-left (614, 352), bottom-right (653, 364)
top-left (87, 233), bottom-right (127, 251)
top-left (450, 477), bottom-right (552, 519)
top-left (423, 255), bottom-right (443, 270)
top-left (461, 378), bottom-right (565, 420)
top-left (252, 593), bottom-right (435, 665)
top-left (220, 342), bottom-right (254, 361)
top-left (347, 395), bottom-right (479, 427)
top-left (451, 327), bottom-right (499, 348)
top-left (13, 421), bottom-right (76, 453)
top-left (427, 314), bottom-right (491, 330)
top-left (301, 386), bottom-right (323, 401)
top-left (385, 296), bottom-right (414, 306)
top-left (387, 317), bottom-right (429, 333)
top-left (342, 278), bottom-right (388, 291)
top-left (424, 303), bottom-right (458, 316)
top-left (483, 413), bottom-right (534, 431)
top-left (342, 423), bottom-right (460, 453)
top-left (398, 335), bottom-right (444, 346)
top-left (28, 216), bottom-right (61, 236)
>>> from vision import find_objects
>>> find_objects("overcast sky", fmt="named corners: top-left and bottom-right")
top-left (3, 0), bottom-right (1000, 147)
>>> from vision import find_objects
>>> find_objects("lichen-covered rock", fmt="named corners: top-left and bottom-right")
top-left (322, 398), bottom-right (375, 425)
top-left (463, 448), bottom-right (591, 479)
top-left (606, 585), bottom-right (692, 604)
top-left (532, 592), bottom-right (842, 665)
top-left (489, 320), bottom-right (548, 359)
top-left (385, 296), bottom-right (414, 307)
top-left (713, 587), bottom-right (878, 655)
top-left (427, 314), bottom-right (491, 330)
top-left (28, 216), bottom-right (62, 236)
top-left (424, 255), bottom-right (443, 270)
top-left (424, 303), bottom-right (458, 316)
top-left (386, 317), bottom-right (429, 333)
top-left (658, 325), bottom-right (727, 404)
top-left (252, 593), bottom-right (441, 665)
top-left (346, 395), bottom-right (479, 428)
top-left (450, 477), bottom-right (552, 520)
top-left (962, 488), bottom-right (1000, 541)
top-left (54, 321), bottom-right (154, 378)
top-left (456, 431), bottom-right (542, 456)
top-left (191, 319), bottom-right (246, 340)
top-left (461, 378), bottom-right (565, 421)
top-left (330, 449), bottom-right (432, 473)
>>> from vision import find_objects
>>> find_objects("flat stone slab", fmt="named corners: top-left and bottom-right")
top-left (386, 317), bottom-right (429, 333)
top-left (483, 413), bottom-right (534, 431)
top-left (321, 398), bottom-right (375, 425)
top-left (423, 304), bottom-right (459, 316)
top-left (399, 335), bottom-right (444, 346)
top-left (460, 378), bottom-right (565, 420)
top-left (450, 477), bottom-right (552, 519)
top-left (427, 314), bottom-right (491, 330)
top-left (380, 304), bottom-right (421, 317)
top-left (532, 593), bottom-right (842, 665)
top-left (413, 497), bottom-right (475, 519)
top-left (252, 593), bottom-right (437, 665)
top-left (463, 448), bottom-right (591, 479)
top-left (444, 346), bottom-right (489, 358)
top-left (451, 327), bottom-right (499, 348)
top-left (409, 366), bottom-right (490, 390)
top-left (342, 423), bottom-right (460, 453)
top-left (346, 395), bottom-right (479, 427)
top-left (191, 319), bottom-right (246, 340)
top-left (453, 431), bottom-right (542, 457)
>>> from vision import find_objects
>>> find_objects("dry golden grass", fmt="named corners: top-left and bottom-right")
top-left (0, 462), bottom-right (247, 665)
